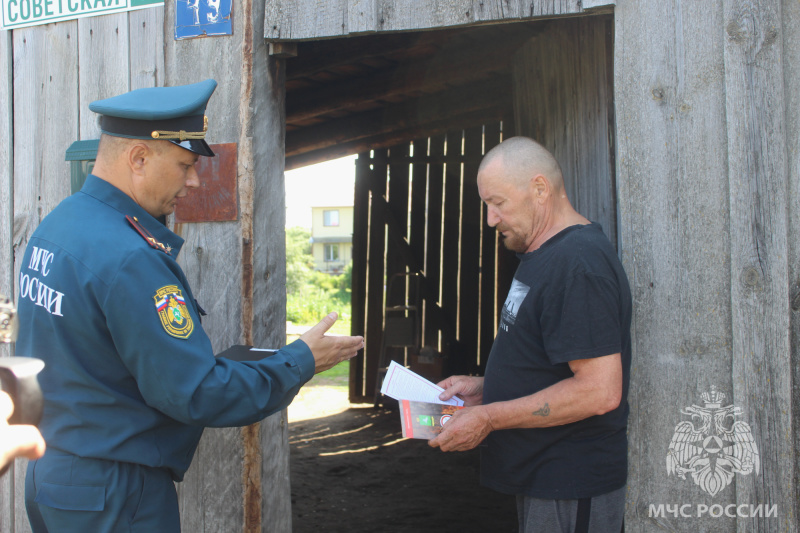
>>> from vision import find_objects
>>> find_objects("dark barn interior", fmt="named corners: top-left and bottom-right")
top-left (283, 14), bottom-right (616, 404)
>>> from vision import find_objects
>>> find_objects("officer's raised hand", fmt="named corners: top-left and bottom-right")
top-left (300, 312), bottom-right (364, 374)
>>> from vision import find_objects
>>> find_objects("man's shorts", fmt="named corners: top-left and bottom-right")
top-left (516, 485), bottom-right (626, 533)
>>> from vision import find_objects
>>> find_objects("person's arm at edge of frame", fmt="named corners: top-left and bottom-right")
top-left (428, 353), bottom-right (622, 452)
top-left (0, 391), bottom-right (45, 472)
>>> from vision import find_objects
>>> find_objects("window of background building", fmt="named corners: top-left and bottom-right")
top-left (323, 210), bottom-right (339, 226)
top-left (324, 244), bottom-right (340, 262)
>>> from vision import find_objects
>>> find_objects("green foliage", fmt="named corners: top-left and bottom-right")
top-left (286, 227), bottom-right (352, 330)
top-left (286, 227), bottom-right (313, 294)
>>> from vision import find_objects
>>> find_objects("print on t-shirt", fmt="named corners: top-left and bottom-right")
top-left (500, 278), bottom-right (530, 331)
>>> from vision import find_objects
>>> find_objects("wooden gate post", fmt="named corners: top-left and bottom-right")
top-left (165, 0), bottom-right (291, 528)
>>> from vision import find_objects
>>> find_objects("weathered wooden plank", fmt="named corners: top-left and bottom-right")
top-left (348, 0), bottom-right (377, 34)
top-left (491, 119), bottom-right (516, 351)
top-left (0, 27), bottom-right (13, 533)
top-left (439, 129), bottom-right (462, 363)
top-left (478, 122), bottom-right (502, 373)
top-left (78, 13), bottom-right (131, 139)
top-left (472, 0), bottom-right (525, 22)
top-left (129, 7), bottom-right (166, 90)
top-left (364, 149), bottom-right (388, 398)
top-left (165, 0), bottom-right (279, 526)
top-left (572, 17), bottom-right (616, 246)
top-left (512, 16), bottom-right (616, 245)
top-left (582, 0), bottom-right (615, 10)
top-left (459, 126), bottom-right (482, 374)
top-left (378, 0), bottom-right (580, 30)
top-left (265, 0), bottom-right (349, 40)
top-left (408, 138), bottom-right (428, 293)
top-left (0, 30), bottom-right (11, 301)
top-left (376, 0), bottom-right (474, 32)
top-left (615, 1), bottom-right (745, 529)
top-left (11, 21), bottom-right (79, 533)
top-left (238, 7), bottom-right (291, 530)
top-left (784, 0), bottom-right (800, 514)
top-left (723, 0), bottom-right (793, 530)
top-left (266, 0), bottom-right (584, 41)
top-left (386, 147), bottom-right (410, 272)
top-left (350, 153), bottom-right (370, 401)
top-left (384, 142), bottom-right (410, 367)
top-left (423, 135), bottom-right (445, 351)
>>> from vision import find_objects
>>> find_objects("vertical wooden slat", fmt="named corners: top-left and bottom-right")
top-left (251, 54), bottom-right (291, 533)
top-left (0, 27), bottom-right (13, 533)
top-left (164, 0), bottom-right (264, 525)
top-left (350, 153), bottom-right (370, 401)
top-left (363, 149), bottom-right (387, 398)
top-left (512, 16), bottom-right (616, 244)
top-left (408, 138), bottom-right (428, 342)
top-left (440, 129), bottom-right (462, 363)
top-left (423, 135), bottom-right (445, 351)
top-left (384, 142), bottom-right (410, 365)
top-left (408, 138), bottom-right (427, 266)
top-left (0, 30), bottom-right (11, 300)
top-left (785, 0), bottom-right (800, 510)
top-left (495, 117), bottom-right (516, 317)
top-left (459, 126), bottom-right (482, 374)
top-left (348, 0), bottom-right (377, 34)
top-left (615, 0), bottom-right (744, 529)
top-left (12, 24), bottom-right (78, 532)
top-left (129, 7), bottom-right (166, 90)
top-left (78, 14), bottom-right (131, 139)
top-left (723, 0), bottom-right (794, 529)
top-left (478, 123), bottom-right (502, 372)
top-left (573, 17), bottom-right (616, 246)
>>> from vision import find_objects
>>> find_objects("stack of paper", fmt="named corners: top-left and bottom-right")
top-left (379, 361), bottom-right (464, 439)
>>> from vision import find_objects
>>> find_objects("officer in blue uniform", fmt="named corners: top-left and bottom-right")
top-left (16, 79), bottom-right (363, 532)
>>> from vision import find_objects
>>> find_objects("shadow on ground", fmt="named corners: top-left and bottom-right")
top-left (290, 406), bottom-right (517, 533)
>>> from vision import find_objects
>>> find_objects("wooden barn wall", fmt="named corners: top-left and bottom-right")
top-left (0, 29), bottom-right (14, 533)
top-left (0, 10), bottom-right (166, 530)
top-left (787, 0), bottom-right (800, 523)
top-left (350, 124), bottom-right (513, 402)
top-left (264, 0), bottom-right (617, 41)
top-left (512, 15), bottom-right (616, 247)
top-left (164, 7), bottom-right (246, 531)
top-left (164, 0), bottom-right (292, 528)
top-left (0, 2), bottom-right (292, 531)
top-left (616, 0), bottom-right (797, 530)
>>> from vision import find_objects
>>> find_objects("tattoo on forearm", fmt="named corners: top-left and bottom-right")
top-left (532, 403), bottom-right (550, 417)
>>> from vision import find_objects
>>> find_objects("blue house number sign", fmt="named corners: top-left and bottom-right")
top-left (175, 0), bottom-right (231, 39)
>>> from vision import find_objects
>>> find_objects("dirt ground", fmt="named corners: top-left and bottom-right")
top-left (287, 383), bottom-right (517, 533)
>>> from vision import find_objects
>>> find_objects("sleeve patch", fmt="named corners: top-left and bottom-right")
top-left (154, 285), bottom-right (194, 339)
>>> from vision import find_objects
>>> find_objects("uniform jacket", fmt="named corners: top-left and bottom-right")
top-left (16, 174), bottom-right (314, 481)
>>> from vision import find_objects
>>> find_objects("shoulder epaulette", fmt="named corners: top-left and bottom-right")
top-left (126, 215), bottom-right (172, 255)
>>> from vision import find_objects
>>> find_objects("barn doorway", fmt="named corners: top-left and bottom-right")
top-left (283, 14), bottom-right (616, 403)
top-left (282, 13), bottom-right (617, 533)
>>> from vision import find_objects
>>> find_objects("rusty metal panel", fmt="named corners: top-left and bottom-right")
top-left (175, 143), bottom-right (238, 223)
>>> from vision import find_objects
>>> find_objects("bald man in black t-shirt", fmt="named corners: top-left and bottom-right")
top-left (430, 136), bottom-right (631, 533)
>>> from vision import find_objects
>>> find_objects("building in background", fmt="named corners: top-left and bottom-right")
top-left (310, 205), bottom-right (353, 274)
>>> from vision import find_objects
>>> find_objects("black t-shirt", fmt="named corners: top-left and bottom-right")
top-left (480, 223), bottom-right (632, 499)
